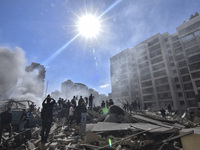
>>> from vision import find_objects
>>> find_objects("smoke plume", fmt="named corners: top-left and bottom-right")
top-left (0, 47), bottom-right (43, 108)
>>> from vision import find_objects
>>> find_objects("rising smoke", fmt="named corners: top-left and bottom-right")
top-left (0, 47), bottom-right (43, 108)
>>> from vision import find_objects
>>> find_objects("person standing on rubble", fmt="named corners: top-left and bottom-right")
top-left (19, 109), bottom-right (27, 132)
top-left (80, 98), bottom-right (87, 136)
top-left (41, 94), bottom-right (55, 143)
top-left (0, 108), bottom-right (12, 143)
top-left (89, 94), bottom-right (94, 110)
top-left (77, 96), bottom-right (84, 125)
top-left (67, 103), bottom-right (75, 125)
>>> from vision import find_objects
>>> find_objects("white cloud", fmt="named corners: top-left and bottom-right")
top-left (100, 84), bottom-right (110, 88)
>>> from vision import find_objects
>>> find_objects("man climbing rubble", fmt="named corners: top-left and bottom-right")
top-left (41, 94), bottom-right (55, 143)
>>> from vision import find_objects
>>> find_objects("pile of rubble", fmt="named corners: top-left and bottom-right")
top-left (1, 105), bottom-right (200, 150)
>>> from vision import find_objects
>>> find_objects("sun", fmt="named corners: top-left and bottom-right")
top-left (77, 14), bottom-right (101, 38)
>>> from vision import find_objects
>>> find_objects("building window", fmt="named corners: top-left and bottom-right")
top-left (149, 44), bottom-right (161, 53)
top-left (194, 30), bottom-right (200, 36)
top-left (173, 70), bottom-right (177, 74)
top-left (141, 81), bottom-right (152, 87)
top-left (184, 83), bottom-right (193, 90)
top-left (153, 70), bottom-right (166, 77)
top-left (155, 77), bottom-right (168, 85)
top-left (156, 85), bottom-right (170, 92)
top-left (142, 87), bottom-right (153, 94)
top-left (174, 77), bottom-right (179, 82)
top-left (188, 54), bottom-right (200, 63)
top-left (150, 50), bottom-right (162, 58)
top-left (171, 63), bottom-right (175, 66)
top-left (176, 84), bottom-right (181, 89)
top-left (180, 101), bottom-right (185, 105)
top-left (185, 46), bottom-right (200, 56)
top-left (181, 33), bottom-right (194, 42)
top-left (166, 44), bottom-right (170, 48)
top-left (151, 56), bottom-right (163, 65)
top-left (178, 61), bottom-right (187, 68)
top-left (191, 71), bottom-right (200, 79)
top-left (182, 75), bottom-right (191, 82)
top-left (143, 95), bottom-right (154, 101)
top-left (152, 63), bottom-right (165, 71)
top-left (180, 68), bottom-right (189, 75)
top-left (179, 21), bottom-right (200, 36)
top-left (173, 41), bottom-right (180, 48)
top-left (174, 47), bottom-right (182, 54)
top-left (178, 92), bottom-right (183, 97)
top-left (172, 35), bottom-right (179, 41)
top-left (183, 38), bottom-right (197, 49)
top-left (139, 61), bottom-right (149, 68)
top-left (188, 100), bottom-right (198, 107)
top-left (140, 74), bottom-right (151, 81)
top-left (176, 54), bottom-right (185, 61)
top-left (186, 91), bottom-right (195, 98)
top-left (121, 91), bottom-right (129, 97)
top-left (196, 80), bottom-right (200, 87)
top-left (157, 93), bottom-right (172, 99)
top-left (138, 55), bottom-right (148, 63)
top-left (168, 49), bottom-right (172, 54)
top-left (148, 37), bottom-right (159, 47)
top-left (164, 38), bottom-right (169, 42)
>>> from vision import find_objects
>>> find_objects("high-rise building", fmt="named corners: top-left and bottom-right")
top-left (110, 13), bottom-right (200, 111)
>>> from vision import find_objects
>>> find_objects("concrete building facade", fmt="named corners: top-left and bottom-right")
top-left (110, 13), bottom-right (200, 111)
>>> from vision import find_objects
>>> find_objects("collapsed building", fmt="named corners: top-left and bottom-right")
top-left (1, 102), bottom-right (200, 150)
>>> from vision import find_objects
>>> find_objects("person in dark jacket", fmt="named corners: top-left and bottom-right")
top-left (80, 98), bottom-right (87, 136)
top-left (0, 108), bottom-right (12, 143)
top-left (89, 94), bottom-right (94, 110)
top-left (40, 94), bottom-right (55, 143)
top-left (76, 96), bottom-right (84, 125)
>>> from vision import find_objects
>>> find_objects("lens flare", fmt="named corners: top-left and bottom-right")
top-left (78, 14), bottom-right (101, 38)
top-left (109, 139), bottom-right (112, 147)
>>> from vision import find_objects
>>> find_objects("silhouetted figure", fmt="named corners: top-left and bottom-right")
top-left (19, 109), bottom-right (26, 132)
top-left (0, 108), bottom-right (12, 143)
top-left (101, 100), bottom-right (105, 108)
top-left (71, 96), bottom-right (77, 108)
top-left (160, 108), bottom-right (166, 118)
top-left (41, 94), bottom-right (55, 143)
top-left (89, 94), bottom-right (94, 110)
top-left (138, 101), bottom-right (140, 110)
top-left (108, 99), bottom-right (114, 107)
top-left (144, 103), bottom-right (148, 110)
top-left (80, 99), bottom-right (87, 135)
top-left (168, 104), bottom-right (172, 112)
top-left (77, 96), bottom-right (84, 125)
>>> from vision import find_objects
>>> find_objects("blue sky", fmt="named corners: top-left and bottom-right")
top-left (0, 0), bottom-right (200, 95)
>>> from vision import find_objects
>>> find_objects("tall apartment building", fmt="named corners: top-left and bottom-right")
top-left (110, 13), bottom-right (200, 111)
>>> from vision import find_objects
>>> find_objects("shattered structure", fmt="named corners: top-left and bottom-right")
top-left (0, 104), bottom-right (200, 150)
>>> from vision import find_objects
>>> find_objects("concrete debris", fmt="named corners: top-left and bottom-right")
top-left (1, 103), bottom-right (200, 150)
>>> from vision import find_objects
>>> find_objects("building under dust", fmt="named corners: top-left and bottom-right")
top-left (110, 13), bottom-right (200, 112)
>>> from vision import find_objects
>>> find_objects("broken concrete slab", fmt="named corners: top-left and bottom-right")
top-left (180, 127), bottom-right (200, 150)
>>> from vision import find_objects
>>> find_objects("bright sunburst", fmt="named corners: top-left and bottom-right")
top-left (77, 14), bottom-right (101, 38)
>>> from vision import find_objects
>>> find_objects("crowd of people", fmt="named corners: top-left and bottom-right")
top-left (0, 94), bottom-right (95, 144)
